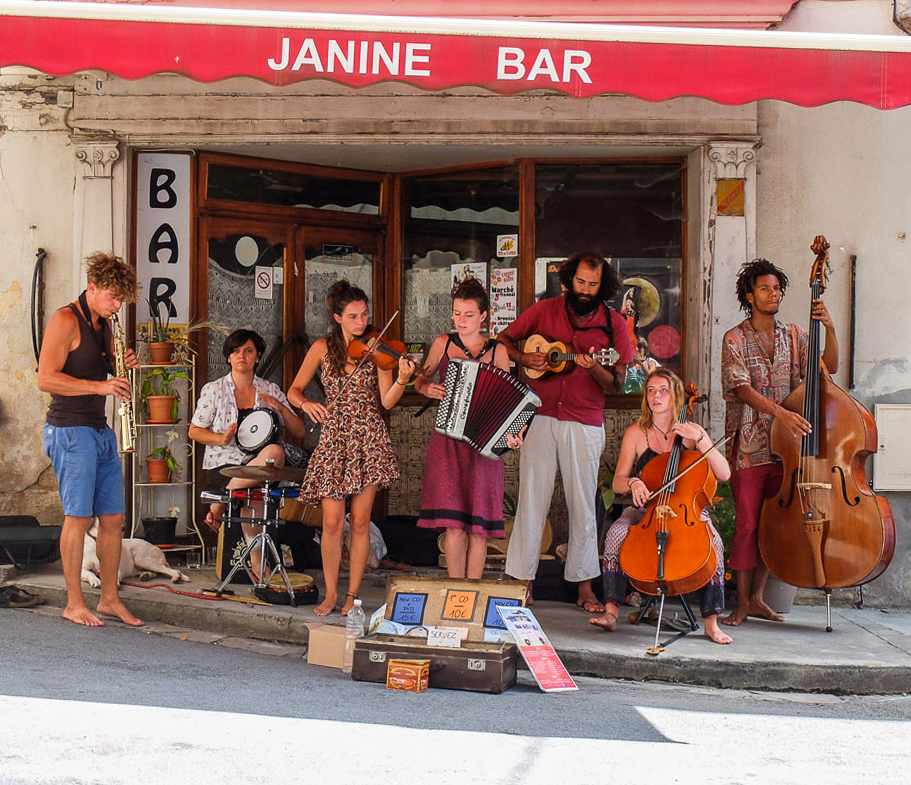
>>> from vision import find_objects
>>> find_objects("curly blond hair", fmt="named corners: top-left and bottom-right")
top-left (85, 252), bottom-right (138, 303)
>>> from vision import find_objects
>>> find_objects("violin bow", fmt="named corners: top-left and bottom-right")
top-left (644, 434), bottom-right (733, 503)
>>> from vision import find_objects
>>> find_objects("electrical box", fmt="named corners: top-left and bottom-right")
top-left (873, 404), bottom-right (911, 491)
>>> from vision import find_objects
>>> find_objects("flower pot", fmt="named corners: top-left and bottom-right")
top-left (763, 574), bottom-right (798, 614)
top-left (146, 395), bottom-right (177, 423)
top-left (146, 458), bottom-right (172, 483)
top-left (141, 516), bottom-right (177, 545)
top-left (148, 341), bottom-right (175, 365)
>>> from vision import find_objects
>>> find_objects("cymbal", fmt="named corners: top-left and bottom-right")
top-left (219, 465), bottom-right (306, 483)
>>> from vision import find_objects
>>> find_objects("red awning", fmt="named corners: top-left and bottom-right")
top-left (3, 0), bottom-right (911, 108)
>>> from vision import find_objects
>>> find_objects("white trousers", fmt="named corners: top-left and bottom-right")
top-left (505, 415), bottom-right (604, 583)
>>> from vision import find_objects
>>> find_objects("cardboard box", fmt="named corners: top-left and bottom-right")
top-left (306, 622), bottom-right (346, 668)
top-left (386, 659), bottom-right (429, 693)
top-left (352, 576), bottom-right (526, 693)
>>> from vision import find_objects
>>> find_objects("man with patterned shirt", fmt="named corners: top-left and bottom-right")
top-left (721, 258), bottom-right (838, 626)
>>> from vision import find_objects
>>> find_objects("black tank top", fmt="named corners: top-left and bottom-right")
top-left (46, 303), bottom-right (110, 428)
top-left (633, 447), bottom-right (660, 478)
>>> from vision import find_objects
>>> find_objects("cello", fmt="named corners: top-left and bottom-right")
top-left (620, 384), bottom-right (719, 598)
top-left (758, 236), bottom-right (895, 623)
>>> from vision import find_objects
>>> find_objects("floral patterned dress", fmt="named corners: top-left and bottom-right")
top-left (300, 358), bottom-right (398, 503)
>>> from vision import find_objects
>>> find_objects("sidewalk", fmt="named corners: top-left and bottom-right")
top-left (8, 562), bottom-right (911, 695)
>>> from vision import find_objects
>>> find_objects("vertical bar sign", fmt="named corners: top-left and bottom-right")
top-left (134, 153), bottom-right (192, 331)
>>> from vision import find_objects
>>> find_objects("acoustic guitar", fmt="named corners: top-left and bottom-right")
top-left (523, 334), bottom-right (620, 380)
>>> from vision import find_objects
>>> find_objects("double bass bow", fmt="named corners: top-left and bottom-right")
top-left (620, 384), bottom-right (719, 598)
top-left (758, 237), bottom-right (895, 610)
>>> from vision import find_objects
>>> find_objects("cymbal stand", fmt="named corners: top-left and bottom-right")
top-left (204, 484), bottom-right (297, 606)
top-left (633, 591), bottom-right (699, 656)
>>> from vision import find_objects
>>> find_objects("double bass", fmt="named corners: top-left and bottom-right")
top-left (758, 236), bottom-right (895, 599)
top-left (620, 384), bottom-right (718, 597)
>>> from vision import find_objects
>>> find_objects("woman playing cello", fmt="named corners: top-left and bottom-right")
top-left (287, 280), bottom-right (415, 616)
top-left (591, 368), bottom-right (733, 645)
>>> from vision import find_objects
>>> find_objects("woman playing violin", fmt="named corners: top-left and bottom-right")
top-left (287, 280), bottom-right (415, 616)
top-left (591, 368), bottom-right (733, 645)
top-left (415, 277), bottom-right (523, 580)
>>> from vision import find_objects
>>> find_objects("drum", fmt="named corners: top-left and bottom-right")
top-left (236, 408), bottom-right (281, 453)
top-left (275, 487), bottom-right (322, 526)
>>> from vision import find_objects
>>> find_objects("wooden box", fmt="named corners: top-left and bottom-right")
top-left (351, 575), bottom-right (526, 693)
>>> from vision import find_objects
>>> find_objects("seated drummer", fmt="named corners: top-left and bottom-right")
top-left (189, 329), bottom-right (305, 577)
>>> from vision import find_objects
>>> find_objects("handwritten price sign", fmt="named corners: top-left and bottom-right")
top-left (392, 593), bottom-right (428, 625)
top-left (442, 590), bottom-right (479, 622)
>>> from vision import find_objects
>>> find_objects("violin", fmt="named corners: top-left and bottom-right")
top-left (347, 329), bottom-right (411, 372)
top-left (619, 384), bottom-right (719, 597)
top-left (758, 236), bottom-right (895, 593)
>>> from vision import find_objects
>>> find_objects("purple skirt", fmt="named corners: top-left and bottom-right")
top-left (416, 429), bottom-right (506, 538)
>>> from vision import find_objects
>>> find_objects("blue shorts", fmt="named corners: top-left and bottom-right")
top-left (43, 424), bottom-right (125, 518)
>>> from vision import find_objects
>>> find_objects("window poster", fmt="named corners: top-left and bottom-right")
top-left (608, 258), bottom-right (682, 396)
top-left (450, 261), bottom-right (487, 289)
top-left (489, 268), bottom-right (517, 337)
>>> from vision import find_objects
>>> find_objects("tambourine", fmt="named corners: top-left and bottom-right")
top-left (236, 408), bottom-right (281, 454)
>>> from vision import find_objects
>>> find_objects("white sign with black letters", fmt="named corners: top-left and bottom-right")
top-left (134, 153), bottom-right (192, 327)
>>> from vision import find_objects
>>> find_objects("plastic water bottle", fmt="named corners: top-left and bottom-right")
top-left (342, 599), bottom-right (365, 675)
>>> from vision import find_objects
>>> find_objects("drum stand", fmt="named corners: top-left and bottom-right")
top-left (207, 484), bottom-right (298, 607)
top-left (632, 591), bottom-right (699, 656)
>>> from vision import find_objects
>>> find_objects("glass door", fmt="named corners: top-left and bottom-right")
top-left (286, 225), bottom-right (384, 385)
top-left (196, 218), bottom-right (294, 387)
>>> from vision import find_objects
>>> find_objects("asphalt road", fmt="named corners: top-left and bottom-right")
top-left (2, 607), bottom-right (910, 785)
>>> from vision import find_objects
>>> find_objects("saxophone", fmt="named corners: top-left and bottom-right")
top-left (110, 313), bottom-right (136, 453)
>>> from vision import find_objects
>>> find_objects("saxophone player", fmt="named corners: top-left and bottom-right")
top-left (37, 252), bottom-right (143, 628)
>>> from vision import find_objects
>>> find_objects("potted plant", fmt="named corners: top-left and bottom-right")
top-left (143, 298), bottom-right (176, 364)
top-left (141, 365), bottom-right (190, 422)
top-left (145, 444), bottom-right (179, 483)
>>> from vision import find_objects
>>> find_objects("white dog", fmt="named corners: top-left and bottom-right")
top-left (81, 522), bottom-right (190, 587)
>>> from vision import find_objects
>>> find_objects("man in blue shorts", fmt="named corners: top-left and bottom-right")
top-left (38, 252), bottom-right (143, 628)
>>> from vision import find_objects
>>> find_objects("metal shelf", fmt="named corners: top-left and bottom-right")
top-left (130, 356), bottom-right (203, 555)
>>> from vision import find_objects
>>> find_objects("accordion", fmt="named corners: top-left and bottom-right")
top-left (434, 358), bottom-right (541, 460)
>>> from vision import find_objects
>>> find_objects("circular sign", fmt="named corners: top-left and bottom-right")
top-left (646, 325), bottom-right (681, 360)
top-left (235, 236), bottom-right (259, 267)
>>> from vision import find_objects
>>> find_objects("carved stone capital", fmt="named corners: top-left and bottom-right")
top-left (75, 141), bottom-right (121, 178)
top-left (708, 143), bottom-right (757, 180)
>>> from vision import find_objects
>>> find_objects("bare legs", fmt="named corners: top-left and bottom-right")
top-left (61, 513), bottom-right (142, 628)
top-left (444, 528), bottom-right (488, 580)
top-left (313, 485), bottom-right (378, 616)
top-left (722, 564), bottom-right (785, 626)
top-left (206, 444), bottom-right (285, 578)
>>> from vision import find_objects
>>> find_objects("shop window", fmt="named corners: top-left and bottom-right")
top-left (206, 162), bottom-right (381, 215)
top-left (206, 232), bottom-right (285, 386)
top-left (535, 162), bottom-right (684, 395)
top-left (401, 165), bottom-right (520, 353)
top-left (302, 240), bottom-right (374, 340)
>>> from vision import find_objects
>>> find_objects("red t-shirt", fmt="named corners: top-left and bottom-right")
top-left (506, 297), bottom-right (633, 427)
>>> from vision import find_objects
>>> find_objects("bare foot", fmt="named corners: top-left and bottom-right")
top-left (721, 606), bottom-right (749, 626)
top-left (525, 581), bottom-right (534, 607)
top-left (704, 615), bottom-right (733, 644)
top-left (313, 596), bottom-right (337, 616)
top-left (62, 605), bottom-right (104, 627)
top-left (96, 601), bottom-right (144, 627)
top-left (723, 601), bottom-right (785, 627)
top-left (748, 600), bottom-right (786, 622)
top-left (590, 610), bottom-right (618, 631)
top-left (341, 593), bottom-right (358, 616)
